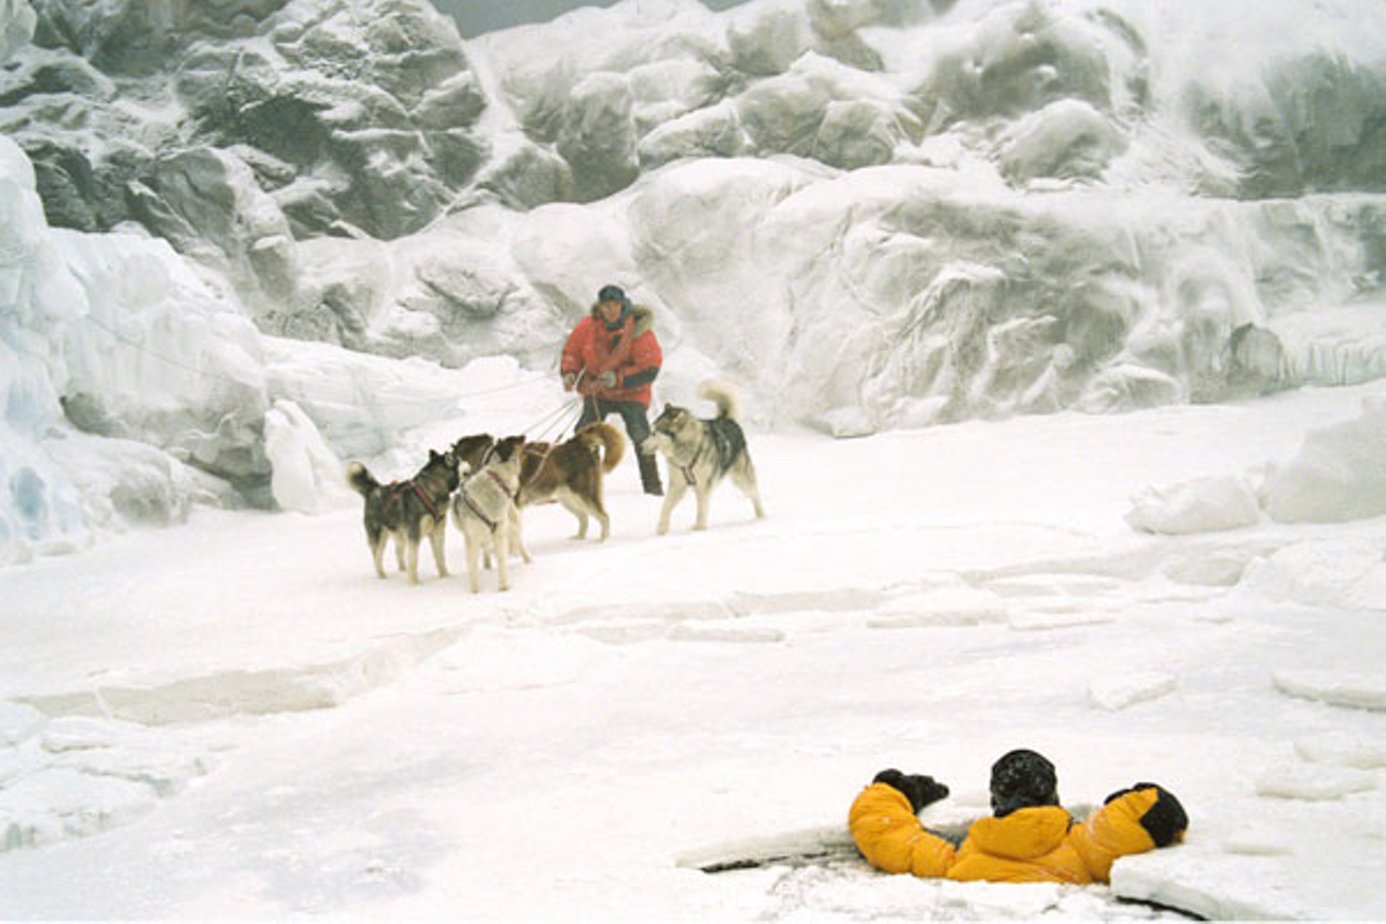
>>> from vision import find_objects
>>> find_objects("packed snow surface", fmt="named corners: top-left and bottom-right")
top-left (3, 380), bottom-right (1385, 920)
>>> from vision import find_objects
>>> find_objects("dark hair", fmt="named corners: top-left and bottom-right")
top-left (597, 284), bottom-right (626, 304)
top-left (990, 749), bottom-right (1059, 817)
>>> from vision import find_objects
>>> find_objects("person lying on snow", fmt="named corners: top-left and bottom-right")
top-left (849, 749), bottom-right (1187, 884)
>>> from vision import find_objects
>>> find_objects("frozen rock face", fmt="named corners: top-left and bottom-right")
top-left (1, 128), bottom-right (474, 560)
top-left (0, 0), bottom-right (34, 61)
top-left (53, 229), bottom-right (272, 488)
top-left (2, 0), bottom-right (488, 318)
top-left (622, 156), bottom-right (1382, 428)
top-left (1, 0), bottom-right (1379, 417)
top-left (1190, 52), bottom-right (1386, 200)
top-left (177, 0), bottom-right (487, 238)
top-left (0, 133), bottom-right (268, 561)
top-left (125, 146), bottom-right (299, 324)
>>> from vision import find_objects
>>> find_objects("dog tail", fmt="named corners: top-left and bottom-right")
top-left (698, 379), bottom-right (741, 422)
top-left (344, 461), bottom-right (378, 496)
top-left (580, 421), bottom-right (626, 474)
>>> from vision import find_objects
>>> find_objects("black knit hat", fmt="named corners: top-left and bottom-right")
top-left (990, 749), bottom-right (1059, 817)
top-left (597, 284), bottom-right (626, 304)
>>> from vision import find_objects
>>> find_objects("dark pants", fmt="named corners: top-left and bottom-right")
top-left (577, 397), bottom-right (662, 494)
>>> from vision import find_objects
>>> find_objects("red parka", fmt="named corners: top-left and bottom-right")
top-left (561, 303), bottom-right (661, 407)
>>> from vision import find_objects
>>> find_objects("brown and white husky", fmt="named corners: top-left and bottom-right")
top-left (516, 421), bottom-right (625, 541)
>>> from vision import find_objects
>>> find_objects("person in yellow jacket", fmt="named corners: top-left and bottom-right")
top-left (849, 749), bottom-right (1187, 884)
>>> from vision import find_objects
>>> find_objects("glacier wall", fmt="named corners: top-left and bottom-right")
top-left (1, 0), bottom-right (1385, 559)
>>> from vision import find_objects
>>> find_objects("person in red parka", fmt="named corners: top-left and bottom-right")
top-left (561, 284), bottom-right (664, 495)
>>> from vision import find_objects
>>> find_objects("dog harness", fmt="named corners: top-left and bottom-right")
top-left (459, 471), bottom-right (518, 533)
top-left (459, 487), bottom-right (497, 532)
top-left (678, 444), bottom-right (705, 487)
top-left (384, 482), bottom-right (444, 521)
top-left (679, 419), bottom-right (745, 487)
top-left (413, 483), bottom-right (442, 520)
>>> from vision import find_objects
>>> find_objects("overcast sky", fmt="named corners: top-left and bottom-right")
top-left (434, 0), bottom-right (750, 37)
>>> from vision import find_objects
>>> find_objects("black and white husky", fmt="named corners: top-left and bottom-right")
top-left (346, 448), bottom-right (460, 584)
top-left (642, 380), bottom-right (766, 534)
top-left (451, 435), bottom-right (531, 593)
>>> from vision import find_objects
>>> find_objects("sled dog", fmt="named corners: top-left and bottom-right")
top-left (451, 435), bottom-right (531, 592)
top-left (517, 422), bottom-right (625, 541)
top-left (642, 380), bottom-right (765, 534)
top-left (451, 433), bottom-right (497, 478)
top-left (452, 431), bottom-right (526, 566)
top-left (345, 447), bottom-right (460, 584)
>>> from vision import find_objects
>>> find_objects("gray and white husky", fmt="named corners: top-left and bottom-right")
top-left (451, 435), bottom-right (531, 592)
top-left (642, 380), bottom-right (766, 534)
top-left (346, 448), bottom-right (460, 584)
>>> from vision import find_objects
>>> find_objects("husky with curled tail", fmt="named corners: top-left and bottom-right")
top-left (517, 421), bottom-right (626, 541)
top-left (642, 380), bottom-right (765, 534)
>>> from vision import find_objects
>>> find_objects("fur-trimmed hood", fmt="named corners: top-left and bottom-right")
top-left (589, 301), bottom-right (655, 337)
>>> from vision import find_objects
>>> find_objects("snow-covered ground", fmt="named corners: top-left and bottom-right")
top-left (3, 378), bottom-right (1384, 920)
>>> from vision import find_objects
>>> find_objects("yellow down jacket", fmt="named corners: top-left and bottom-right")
top-left (848, 782), bottom-right (1171, 884)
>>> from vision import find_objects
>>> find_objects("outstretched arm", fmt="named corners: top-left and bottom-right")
top-left (1070, 783), bottom-right (1188, 883)
top-left (849, 772), bottom-right (956, 878)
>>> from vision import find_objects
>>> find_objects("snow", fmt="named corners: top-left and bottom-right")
top-left (1125, 475), bottom-right (1261, 535)
top-left (263, 399), bottom-right (355, 515)
top-left (3, 380), bottom-right (1386, 919)
top-left (1254, 762), bottom-right (1377, 802)
top-left (1294, 732), bottom-right (1386, 771)
top-left (1088, 671), bottom-right (1178, 712)
top-left (1274, 670), bottom-right (1386, 712)
top-left (1264, 395), bottom-right (1386, 523)
top-left (1241, 536), bottom-right (1386, 610)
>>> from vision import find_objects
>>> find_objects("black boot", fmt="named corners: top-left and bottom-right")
top-left (638, 453), bottom-right (663, 496)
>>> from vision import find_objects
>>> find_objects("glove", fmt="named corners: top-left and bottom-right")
top-left (597, 370), bottom-right (617, 389)
top-left (873, 769), bottom-right (950, 813)
top-left (562, 372), bottom-right (577, 391)
top-left (1104, 782), bottom-right (1188, 847)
